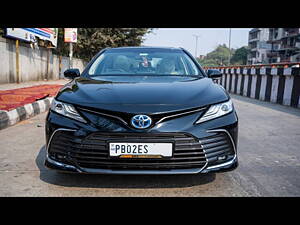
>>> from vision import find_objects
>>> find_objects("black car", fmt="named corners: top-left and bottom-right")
top-left (45, 46), bottom-right (238, 174)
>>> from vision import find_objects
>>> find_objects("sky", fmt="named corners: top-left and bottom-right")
top-left (142, 28), bottom-right (251, 56)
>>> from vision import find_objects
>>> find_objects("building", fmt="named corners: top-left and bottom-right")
top-left (247, 28), bottom-right (300, 65)
top-left (267, 28), bottom-right (300, 63)
top-left (247, 28), bottom-right (271, 65)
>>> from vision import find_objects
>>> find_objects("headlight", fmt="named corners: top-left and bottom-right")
top-left (51, 99), bottom-right (87, 123)
top-left (195, 99), bottom-right (233, 124)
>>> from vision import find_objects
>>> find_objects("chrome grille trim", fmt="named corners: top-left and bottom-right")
top-left (46, 128), bottom-right (76, 152)
top-left (203, 129), bottom-right (237, 171)
top-left (45, 128), bottom-right (79, 171)
top-left (77, 107), bottom-right (128, 125)
top-left (77, 106), bottom-right (206, 127)
top-left (155, 107), bottom-right (206, 124)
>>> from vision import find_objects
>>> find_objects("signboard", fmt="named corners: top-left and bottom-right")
top-left (5, 28), bottom-right (58, 47)
top-left (64, 28), bottom-right (77, 43)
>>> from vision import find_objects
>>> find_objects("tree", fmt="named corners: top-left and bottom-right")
top-left (230, 46), bottom-right (250, 65)
top-left (197, 58), bottom-right (219, 67)
top-left (197, 44), bottom-right (234, 67)
top-left (53, 28), bottom-right (153, 61)
top-left (0, 28), bottom-right (152, 61)
top-left (0, 28), bottom-right (4, 36)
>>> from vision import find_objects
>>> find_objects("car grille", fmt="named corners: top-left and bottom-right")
top-left (48, 131), bottom-right (208, 170)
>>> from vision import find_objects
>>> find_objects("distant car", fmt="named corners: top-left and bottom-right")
top-left (45, 46), bottom-right (238, 174)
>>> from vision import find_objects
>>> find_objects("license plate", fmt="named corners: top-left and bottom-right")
top-left (109, 143), bottom-right (173, 158)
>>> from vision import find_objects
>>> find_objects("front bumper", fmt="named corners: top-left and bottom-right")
top-left (45, 155), bottom-right (238, 174)
top-left (45, 109), bottom-right (238, 175)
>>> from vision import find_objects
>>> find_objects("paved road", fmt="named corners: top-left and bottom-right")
top-left (0, 94), bottom-right (300, 196)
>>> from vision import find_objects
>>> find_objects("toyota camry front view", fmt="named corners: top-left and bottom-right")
top-left (45, 46), bottom-right (238, 174)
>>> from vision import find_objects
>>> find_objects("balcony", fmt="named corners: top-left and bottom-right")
top-left (273, 45), bottom-right (280, 50)
top-left (282, 29), bottom-right (300, 38)
top-left (267, 39), bottom-right (281, 44)
top-left (278, 45), bottom-right (298, 51)
top-left (267, 51), bottom-right (279, 57)
top-left (249, 36), bottom-right (259, 42)
top-left (280, 57), bottom-right (291, 63)
top-left (291, 53), bottom-right (300, 62)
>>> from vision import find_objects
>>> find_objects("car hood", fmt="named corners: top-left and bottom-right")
top-left (56, 76), bottom-right (229, 114)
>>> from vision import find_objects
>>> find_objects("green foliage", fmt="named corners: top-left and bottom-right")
top-left (197, 58), bottom-right (219, 67)
top-left (53, 28), bottom-right (153, 61)
top-left (197, 44), bottom-right (234, 66)
top-left (0, 28), bottom-right (4, 36)
top-left (197, 44), bottom-right (249, 67)
top-left (230, 46), bottom-right (250, 65)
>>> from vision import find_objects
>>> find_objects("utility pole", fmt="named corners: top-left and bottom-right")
top-left (69, 42), bottom-right (73, 69)
top-left (15, 39), bottom-right (20, 83)
top-left (228, 28), bottom-right (232, 66)
top-left (64, 28), bottom-right (77, 69)
top-left (193, 35), bottom-right (201, 58)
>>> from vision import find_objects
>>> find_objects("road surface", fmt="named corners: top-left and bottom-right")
top-left (0, 94), bottom-right (300, 196)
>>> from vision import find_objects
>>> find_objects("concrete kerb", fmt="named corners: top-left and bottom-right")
top-left (0, 96), bottom-right (54, 130)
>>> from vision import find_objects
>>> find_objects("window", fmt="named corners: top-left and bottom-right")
top-left (87, 48), bottom-right (202, 77)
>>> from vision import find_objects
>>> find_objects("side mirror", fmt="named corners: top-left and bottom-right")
top-left (207, 69), bottom-right (222, 79)
top-left (64, 68), bottom-right (80, 79)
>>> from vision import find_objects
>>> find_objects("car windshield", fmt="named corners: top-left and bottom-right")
top-left (87, 48), bottom-right (203, 77)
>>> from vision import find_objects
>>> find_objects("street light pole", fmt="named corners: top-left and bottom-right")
top-left (193, 35), bottom-right (201, 58)
top-left (228, 28), bottom-right (232, 66)
top-left (69, 42), bottom-right (73, 69)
